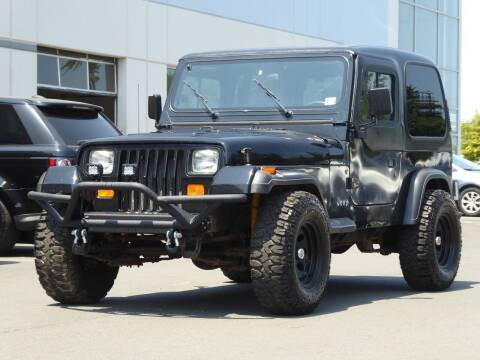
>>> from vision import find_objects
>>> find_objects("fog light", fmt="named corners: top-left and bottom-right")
top-left (88, 164), bottom-right (103, 176)
top-left (187, 184), bottom-right (205, 196)
top-left (97, 189), bottom-right (115, 199)
top-left (122, 164), bottom-right (136, 176)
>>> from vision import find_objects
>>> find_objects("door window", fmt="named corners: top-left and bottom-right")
top-left (0, 105), bottom-right (32, 145)
top-left (359, 71), bottom-right (395, 122)
top-left (406, 64), bottom-right (447, 137)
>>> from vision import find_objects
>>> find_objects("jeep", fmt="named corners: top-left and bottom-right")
top-left (0, 97), bottom-right (120, 254)
top-left (29, 47), bottom-right (461, 315)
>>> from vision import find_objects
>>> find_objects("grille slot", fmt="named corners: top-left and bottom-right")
top-left (117, 147), bottom-right (186, 212)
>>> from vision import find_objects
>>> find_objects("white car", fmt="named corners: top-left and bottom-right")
top-left (453, 155), bottom-right (480, 216)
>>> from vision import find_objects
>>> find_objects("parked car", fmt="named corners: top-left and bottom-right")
top-left (29, 47), bottom-right (461, 315)
top-left (0, 97), bottom-right (121, 254)
top-left (453, 155), bottom-right (480, 216)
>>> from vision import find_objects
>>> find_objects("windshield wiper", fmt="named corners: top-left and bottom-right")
top-left (253, 79), bottom-right (293, 118)
top-left (183, 81), bottom-right (219, 119)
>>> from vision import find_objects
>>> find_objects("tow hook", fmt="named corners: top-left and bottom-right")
top-left (166, 230), bottom-right (183, 256)
top-left (72, 228), bottom-right (89, 255)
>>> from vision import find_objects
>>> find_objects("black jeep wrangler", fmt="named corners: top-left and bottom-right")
top-left (29, 47), bottom-right (461, 315)
top-left (0, 97), bottom-right (120, 254)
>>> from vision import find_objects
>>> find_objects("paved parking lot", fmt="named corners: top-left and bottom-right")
top-left (1, 217), bottom-right (479, 360)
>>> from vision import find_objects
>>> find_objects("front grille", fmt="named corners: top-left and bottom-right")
top-left (117, 147), bottom-right (187, 212)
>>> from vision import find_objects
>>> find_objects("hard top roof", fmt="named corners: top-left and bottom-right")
top-left (181, 46), bottom-right (434, 66)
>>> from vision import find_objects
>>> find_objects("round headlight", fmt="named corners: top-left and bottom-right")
top-left (89, 149), bottom-right (115, 175)
top-left (192, 149), bottom-right (219, 174)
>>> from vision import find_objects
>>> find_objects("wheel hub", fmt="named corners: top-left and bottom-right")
top-left (435, 236), bottom-right (442, 246)
top-left (461, 191), bottom-right (480, 214)
top-left (297, 248), bottom-right (305, 260)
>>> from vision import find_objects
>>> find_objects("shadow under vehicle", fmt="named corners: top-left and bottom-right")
top-left (29, 47), bottom-right (461, 315)
top-left (0, 97), bottom-right (120, 254)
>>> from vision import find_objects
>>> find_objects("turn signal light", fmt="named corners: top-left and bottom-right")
top-left (260, 166), bottom-right (277, 175)
top-left (187, 184), bottom-right (205, 196)
top-left (97, 189), bottom-right (115, 199)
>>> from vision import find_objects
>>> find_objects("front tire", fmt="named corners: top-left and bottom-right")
top-left (458, 187), bottom-right (480, 216)
top-left (0, 200), bottom-right (18, 255)
top-left (399, 190), bottom-right (461, 291)
top-left (250, 191), bottom-right (331, 315)
top-left (34, 217), bottom-right (119, 304)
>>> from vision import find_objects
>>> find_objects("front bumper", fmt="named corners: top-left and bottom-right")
top-left (28, 182), bottom-right (247, 233)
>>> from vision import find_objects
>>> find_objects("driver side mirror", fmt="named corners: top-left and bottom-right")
top-left (148, 95), bottom-right (162, 123)
top-left (367, 87), bottom-right (392, 118)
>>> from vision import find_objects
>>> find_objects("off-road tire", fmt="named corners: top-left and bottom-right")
top-left (399, 190), bottom-right (461, 291)
top-left (458, 187), bottom-right (480, 217)
top-left (34, 217), bottom-right (119, 304)
top-left (250, 191), bottom-right (330, 315)
top-left (0, 200), bottom-right (18, 255)
top-left (221, 266), bottom-right (251, 283)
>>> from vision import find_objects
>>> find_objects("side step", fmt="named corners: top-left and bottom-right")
top-left (329, 218), bottom-right (356, 234)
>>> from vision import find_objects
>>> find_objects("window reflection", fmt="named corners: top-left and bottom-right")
top-left (37, 55), bottom-right (59, 86)
top-left (89, 63), bottom-right (115, 92)
top-left (406, 65), bottom-right (446, 137)
top-left (59, 59), bottom-right (88, 89)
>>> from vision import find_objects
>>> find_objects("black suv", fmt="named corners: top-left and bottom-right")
top-left (29, 47), bottom-right (461, 315)
top-left (0, 97), bottom-right (120, 253)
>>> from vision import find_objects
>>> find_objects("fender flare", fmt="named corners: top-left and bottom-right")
top-left (402, 168), bottom-right (451, 225)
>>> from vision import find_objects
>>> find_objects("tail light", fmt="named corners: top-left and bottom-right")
top-left (49, 158), bottom-right (72, 167)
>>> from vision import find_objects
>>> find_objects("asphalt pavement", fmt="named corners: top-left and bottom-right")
top-left (1, 217), bottom-right (479, 360)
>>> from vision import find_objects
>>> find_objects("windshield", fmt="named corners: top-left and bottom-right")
top-left (40, 107), bottom-right (120, 145)
top-left (453, 155), bottom-right (480, 171)
top-left (172, 57), bottom-right (346, 114)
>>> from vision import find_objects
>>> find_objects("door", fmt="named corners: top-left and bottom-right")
top-left (349, 57), bottom-right (403, 205)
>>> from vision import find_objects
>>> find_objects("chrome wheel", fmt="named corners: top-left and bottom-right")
top-left (460, 189), bottom-right (480, 216)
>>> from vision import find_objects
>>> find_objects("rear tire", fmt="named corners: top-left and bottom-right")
top-left (250, 191), bottom-right (330, 315)
top-left (0, 200), bottom-right (18, 255)
top-left (399, 190), bottom-right (461, 291)
top-left (34, 217), bottom-right (119, 304)
top-left (221, 266), bottom-right (251, 283)
top-left (458, 187), bottom-right (480, 217)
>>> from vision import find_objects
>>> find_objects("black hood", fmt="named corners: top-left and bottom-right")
top-left (80, 128), bottom-right (344, 166)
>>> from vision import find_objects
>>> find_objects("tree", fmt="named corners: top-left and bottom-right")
top-left (461, 113), bottom-right (480, 161)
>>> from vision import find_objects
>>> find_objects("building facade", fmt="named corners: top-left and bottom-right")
top-left (0, 0), bottom-right (460, 149)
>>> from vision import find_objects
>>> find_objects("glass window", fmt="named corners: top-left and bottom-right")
top-left (399, 3), bottom-right (414, 51)
top-left (88, 62), bottom-right (115, 92)
top-left (167, 67), bottom-right (176, 93)
top-left (441, 70), bottom-right (458, 110)
top-left (416, 0), bottom-right (437, 10)
top-left (449, 112), bottom-right (458, 133)
top-left (37, 55), bottom-right (59, 86)
top-left (415, 8), bottom-right (437, 62)
top-left (438, 16), bottom-right (459, 70)
top-left (0, 105), bottom-right (32, 145)
top-left (406, 64), bottom-right (447, 137)
top-left (39, 107), bottom-right (119, 145)
top-left (438, 0), bottom-right (459, 17)
top-left (359, 71), bottom-right (395, 122)
top-left (173, 57), bottom-right (346, 112)
top-left (59, 58), bottom-right (88, 89)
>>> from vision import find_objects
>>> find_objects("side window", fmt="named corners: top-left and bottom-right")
top-left (359, 71), bottom-right (395, 122)
top-left (0, 105), bottom-right (32, 145)
top-left (406, 64), bottom-right (447, 137)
